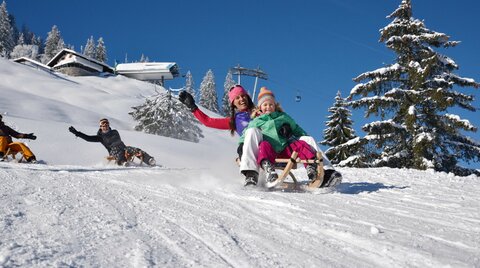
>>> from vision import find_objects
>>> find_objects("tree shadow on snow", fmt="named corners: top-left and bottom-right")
top-left (336, 182), bottom-right (409, 195)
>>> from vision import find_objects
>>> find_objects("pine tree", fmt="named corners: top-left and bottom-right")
top-left (83, 36), bottom-right (95, 58)
top-left (56, 37), bottom-right (65, 51)
top-left (0, 0), bottom-right (14, 58)
top-left (10, 43), bottom-right (38, 59)
top-left (95, 37), bottom-right (107, 63)
top-left (42, 25), bottom-right (62, 63)
top-left (139, 53), bottom-right (149, 62)
top-left (222, 70), bottom-right (236, 116)
top-left (32, 34), bottom-right (42, 54)
top-left (130, 91), bottom-right (204, 143)
top-left (198, 69), bottom-right (219, 113)
top-left (8, 13), bottom-right (17, 45)
top-left (184, 71), bottom-right (196, 100)
top-left (348, 0), bottom-right (480, 176)
top-left (20, 24), bottom-right (34, 45)
top-left (16, 32), bottom-right (24, 46)
top-left (321, 91), bottom-right (357, 164)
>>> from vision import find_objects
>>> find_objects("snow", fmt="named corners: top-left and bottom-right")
top-left (408, 105), bottom-right (415, 115)
top-left (1, 58), bottom-right (480, 267)
top-left (355, 63), bottom-right (402, 81)
top-left (445, 114), bottom-right (472, 126)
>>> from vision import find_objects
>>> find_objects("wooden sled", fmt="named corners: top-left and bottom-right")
top-left (267, 151), bottom-right (325, 190)
top-left (106, 151), bottom-right (144, 166)
top-left (2, 146), bottom-right (25, 162)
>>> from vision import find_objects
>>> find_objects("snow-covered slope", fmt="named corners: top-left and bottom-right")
top-left (1, 58), bottom-right (479, 267)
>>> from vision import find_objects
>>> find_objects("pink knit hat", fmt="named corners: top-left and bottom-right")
top-left (228, 85), bottom-right (248, 104)
top-left (257, 87), bottom-right (275, 106)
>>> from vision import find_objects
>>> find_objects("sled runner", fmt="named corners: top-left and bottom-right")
top-left (106, 150), bottom-right (145, 166)
top-left (267, 151), bottom-right (325, 190)
top-left (2, 145), bottom-right (26, 162)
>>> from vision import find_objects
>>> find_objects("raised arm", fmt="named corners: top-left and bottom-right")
top-left (68, 126), bottom-right (101, 142)
top-left (192, 109), bottom-right (230, 130)
top-left (179, 91), bottom-right (230, 130)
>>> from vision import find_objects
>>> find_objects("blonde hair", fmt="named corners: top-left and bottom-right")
top-left (251, 103), bottom-right (283, 118)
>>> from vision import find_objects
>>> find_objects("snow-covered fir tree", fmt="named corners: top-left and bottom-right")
top-left (347, 0), bottom-right (480, 176)
top-left (10, 43), bottom-right (38, 59)
top-left (221, 70), bottom-right (236, 116)
top-left (184, 71), bottom-right (196, 100)
top-left (83, 36), bottom-right (95, 58)
top-left (130, 90), bottom-right (204, 143)
top-left (198, 69), bottom-right (219, 113)
top-left (10, 32), bottom-right (39, 59)
top-left (42, 25), bottom-right (63, 63)
top-left (8, 12), bottom-right (18, 44)
top-left (139, 54), bottom-right (149, 63)
top-left (0, 1), bottom-right (14, 58)
top-left (31, 34), bottom-right (43, 54)
top-left (95, 37), bottom-right (107, 63)
top-left (20, 24), bottom-right (34, 45)
top-left (16, 32), bottom-right (24, 46)
top-left (56, 38), bottom-right (66, 51)
top-left (321, 91), bottom-right (358, 164)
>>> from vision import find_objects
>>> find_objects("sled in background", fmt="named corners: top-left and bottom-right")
top-left (2, 143), bottom-right (26, 162)
top-left (267, 151), bottom-right (325, 190)
top-left (106, 150), bottom-right (145, 166)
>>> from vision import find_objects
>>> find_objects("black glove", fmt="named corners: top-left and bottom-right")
top-left (279, 123), bottom-right (292, 139)
top-left (179, 91), bottom-right (198, 112)
top-left (25, 133), bottom-right (37, 140)
top-left (69, 126), bottom-right (80, 136)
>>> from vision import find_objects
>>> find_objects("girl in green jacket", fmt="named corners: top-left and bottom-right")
top-left (240, 87), bottom-right (317, 183)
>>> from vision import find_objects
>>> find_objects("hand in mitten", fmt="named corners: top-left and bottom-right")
top-left (25, 133), bottom-right (37, 140)
top-left (279, 123), bottom-right (292, 139)
top-left (178, 91), bottom-right (198, 112)
top-left (69, 126), bottom-right (80, 136)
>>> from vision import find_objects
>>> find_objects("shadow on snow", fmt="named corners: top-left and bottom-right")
top-left (336, 182), bottom-right (409, 194)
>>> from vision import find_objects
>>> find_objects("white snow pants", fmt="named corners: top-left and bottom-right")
top-left (239, 128), bottom-right (263, 173)
top-left (239, 128), bottom-right (334, 173)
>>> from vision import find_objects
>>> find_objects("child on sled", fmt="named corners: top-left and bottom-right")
top-left (239, 87), bottom-right (318, 185)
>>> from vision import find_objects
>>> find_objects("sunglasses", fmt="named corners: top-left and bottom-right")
top-left (100, 122), bottom-right (109, 127)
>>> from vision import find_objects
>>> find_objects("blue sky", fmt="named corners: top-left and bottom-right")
top-left (8, 0), bottom-right (480, 169)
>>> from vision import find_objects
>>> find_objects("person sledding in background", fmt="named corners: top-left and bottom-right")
top-left (242, 87), bottom-right (342, 187)
top-left (0, 114), bottom-right (38, 163)
top-left (68, 118), bottom-right (156, 167)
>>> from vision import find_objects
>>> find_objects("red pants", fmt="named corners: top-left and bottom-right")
top-left (257, 140), bottom-right (315, 166)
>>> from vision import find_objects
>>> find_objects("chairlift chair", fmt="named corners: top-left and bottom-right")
top-left (295, 90), bottom-right (301, 102)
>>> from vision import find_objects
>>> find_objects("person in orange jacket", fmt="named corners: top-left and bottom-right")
top-left (0, 114), bottom-right (37, 163)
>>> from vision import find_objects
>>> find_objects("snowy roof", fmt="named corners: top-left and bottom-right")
top-left (116, 62), bottom-right (180, 81)
top-left (12, 57), bottom-right (51, 71)
top-left (46, 48), bottom-right (114, 73)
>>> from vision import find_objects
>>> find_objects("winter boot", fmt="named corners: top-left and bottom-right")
top-left (242, 170), bottom-right (258, 186)
top-left (148, 158), bottom-right (156, 166)
top-left (321, 170), bottom-right (343, 188)
top-left (306, 163), bottom-right (318, 181)
top-left (261, 160), bottom-right (278, 183)
top-left (26, 155), bottom-right (37, 164)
